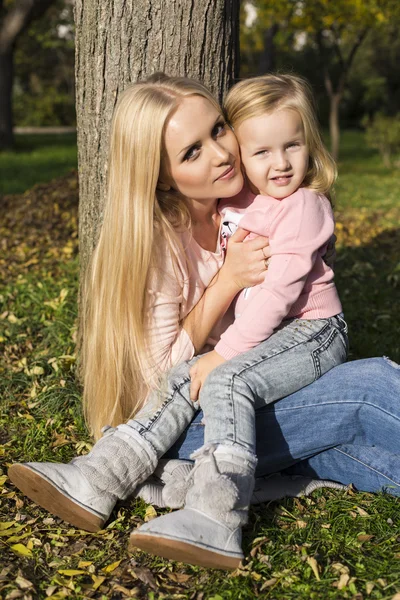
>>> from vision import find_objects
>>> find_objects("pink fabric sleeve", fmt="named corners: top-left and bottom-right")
top-left (214, 189), bottom-right (334, 359)
top-left (145, 249), bottom-right (195, 373)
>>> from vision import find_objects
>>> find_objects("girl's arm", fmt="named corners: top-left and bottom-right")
top-left (214, 188), bottom-right (337, 360)
top-left (146, 228), bottom-right (269, 373)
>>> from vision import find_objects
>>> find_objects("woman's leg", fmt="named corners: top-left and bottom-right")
top-left (167, 357), bottom-right (400, 495)
top-left (8, 360), bottom-right (199, 531)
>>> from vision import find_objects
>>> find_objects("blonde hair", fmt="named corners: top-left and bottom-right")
top-left (224, 74), bottom-right (337, 197)
top-left (82, 74), bottom-right (220, 440)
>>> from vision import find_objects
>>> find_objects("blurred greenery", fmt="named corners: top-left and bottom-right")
top-left (0, 133), bottom-right (77, 195)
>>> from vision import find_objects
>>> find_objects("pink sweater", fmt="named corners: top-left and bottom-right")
top-left (214, 187), bottom-right (342, 359)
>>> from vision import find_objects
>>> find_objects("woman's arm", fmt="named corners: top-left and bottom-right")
top-left (146, 228), bottom-right (269, 372)
top-left (182, 228), bottom-right (269, 353)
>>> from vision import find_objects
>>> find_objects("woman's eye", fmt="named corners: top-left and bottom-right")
top-left (212, 121), bottom-right (226, 137)
top-left (183, 145), bottom-right (200, 161)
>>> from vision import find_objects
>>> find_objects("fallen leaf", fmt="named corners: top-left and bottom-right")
top-left (356, 507), bottom-right (370, 517)
top-left (15, 576), bottom-right (33, 589)
top-left (357, 534), bottom-right (373, 542)
top-left (91, 575), bottom-right (106, 590)
top-left (296, 520), bottom-right (307, 528)
top-left (101, 560), bottom-right (122, 573)
top-left (260, 578), bottom-right (277, 590)
top-left (307, 556), bottom-right (320, 581)
top-left (57, 569), bottom-right (86, 577)
top-left (10, 543), bottom-right (33, 556)
top-left (338, 573), bottom-right (350, 589)
top-left (365, 581), bottom-right (374, 595)
top-left (144, 505), bottom-right (157, 522)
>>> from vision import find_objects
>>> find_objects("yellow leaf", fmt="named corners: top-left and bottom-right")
top-left (10, 543), bottom-right (33, 556)
top-left (338, 573), bottom-right (350, 589)
top-left (78, 560), bottom-right (93, 568)
top-left (8, 313), bottom-right (19, 323)
top-left (58, 569), bottom-right (86, 576)
top-left (102, 560), bottom-right (122, 573)
top-left (307, 556), bottom-right (320, 581)
top-left (0, 521), bottom-right (14, 530)
top-left (144, 505), bottom-right (157, 522)
top-left (30, 366), bottom-right (44, 376)
top-left (92, 575), bottom-right (106, 590)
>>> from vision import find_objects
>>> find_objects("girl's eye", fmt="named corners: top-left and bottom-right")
top-left (183, 145), bottom-right (201, 161)
top-left (212, 121), bottom-right (226, 138)
top-left (254, 150), bottom-right (269, 156)
top-left (287, 142), bottom-right (300, 149)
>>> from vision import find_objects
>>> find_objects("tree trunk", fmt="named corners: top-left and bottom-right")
top-left (329, 92), bottom-right (341, 161)
top-left (258, 23), bottom-right (278, 74)
top-left (75, 0), bottom-right (240, 276)
top-left (0, 49), bottom-right (14, 149)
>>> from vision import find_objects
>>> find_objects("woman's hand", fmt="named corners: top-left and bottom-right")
top-left (220, 228), bottom-right (270, 291)
top-left (190, 350), bottom-right (226, 401)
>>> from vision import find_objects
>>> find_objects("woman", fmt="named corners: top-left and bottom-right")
top-left (9, 74), bottom-right (400, 570)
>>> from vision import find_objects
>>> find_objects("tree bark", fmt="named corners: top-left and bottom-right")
top-left (258, 23), bottom-right (278, 74)
top-left (75, 0), bottom-right (240, 276)
top-left (0, 0), bottom-right (57, 149)
top-left (0, 49), bottom-right (13, 149)
top-left (329, 92), bottom-right (341, 161)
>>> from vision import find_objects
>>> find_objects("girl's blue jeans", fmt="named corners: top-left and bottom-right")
top-left (165, 356), bottom-right (400, 496)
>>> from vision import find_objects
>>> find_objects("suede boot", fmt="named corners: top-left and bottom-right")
top-left (129, 444), bottom-right (257, 570)
top-left (8, 425), bottom-right (158, 532)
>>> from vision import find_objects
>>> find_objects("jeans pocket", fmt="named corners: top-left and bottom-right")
top-left (312, 326), bottom-right (348, 379)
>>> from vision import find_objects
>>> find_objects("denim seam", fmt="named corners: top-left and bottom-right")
top-left (227, 374), bottom-right (256, 449)
top-left (334, 447), bottom-right (400, 487)
top-left (312, 327), bottom-right (339, 379)
top-left (138, 376), bottom-right (192, 434)
top-left (272, 399), bottom-right (400, 424)
top-left (234, 321), bottom-right (334, 380)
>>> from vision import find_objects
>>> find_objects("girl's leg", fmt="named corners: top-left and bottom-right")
top-left (8, 360), bottom-right (199, 531)
top-left (168, 357), bottom-right (400, 495)
top-left (130, 317), bottom-right (348, 569)
top-left (199, 315), bottom-right (348, 452)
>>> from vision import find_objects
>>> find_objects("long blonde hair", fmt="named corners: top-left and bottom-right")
top-left (224, 74), bottom-right (337, 197)
top-left (82, 75), bottom-right (220, 440)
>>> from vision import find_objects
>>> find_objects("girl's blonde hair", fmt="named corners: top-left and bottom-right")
top-left (82, 74), bottom-right (220, 440)
top-left (224, 74), bottom-right (337, 197)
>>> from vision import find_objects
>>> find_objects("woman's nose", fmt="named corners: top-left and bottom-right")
top-left (211, 140), bottom-right (230, 163)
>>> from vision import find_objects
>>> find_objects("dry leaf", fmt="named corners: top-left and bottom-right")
top-left (260, 578), bottom-right (277, 591)
top-left (365, 581), bottom-right (374, 595)
top-left (306, 556), bottom-right (320, 581)
top-left (296, 520), bottom-right (307, 529)
top-left (357, 534), bottom-right (373, 542)
top-left (10, 543), bottom-right (33, 556)
top-left (338, 573), bottom-right (350, 589)
top-left (15, 576), bottom-right (33, 589)
top-left (57, 569), bottom-right (86, 577)
top-left (144, 505), bottom-right (157, 522)
top-left (91, 575), bottom-right (106, 590)
top-left (356, 507), bottom-right (370, 517)
top-left (101, 560), bottom-right (122, 573)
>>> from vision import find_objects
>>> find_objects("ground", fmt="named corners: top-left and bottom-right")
top-left (0, 131), bottom-right (399, 599)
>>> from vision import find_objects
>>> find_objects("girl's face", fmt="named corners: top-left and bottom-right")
top-left (163, 95), bottom-right (243, 203)
top-left (235, 108), bottom-right (309, 199)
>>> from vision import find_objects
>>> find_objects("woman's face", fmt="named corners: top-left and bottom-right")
top-left (163, 95), bottom-right (243, 202)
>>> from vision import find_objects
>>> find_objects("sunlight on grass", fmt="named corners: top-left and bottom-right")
top-left (0, 133), bottom-right (77, 195)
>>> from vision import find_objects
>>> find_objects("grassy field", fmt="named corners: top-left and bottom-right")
top-left (0, 133), bottom-right (77, 195)
top-left (0, 131), bottom-right (399, 599)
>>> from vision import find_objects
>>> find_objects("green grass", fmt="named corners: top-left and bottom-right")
top-left (0, 133), bottom-right (77, 195)
top-left (0, 133), bottom-right (399, 599)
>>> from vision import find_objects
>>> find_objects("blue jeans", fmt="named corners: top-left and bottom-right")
top-left (199, 315), bottom-right (348, 452)
top-left (127, 316), bottom-right (347, 461)
top-left (166, 357), bottom-right (400, 496)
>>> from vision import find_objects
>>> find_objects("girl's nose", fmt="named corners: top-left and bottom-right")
top-left (273, 150), bottom-right (290, 170)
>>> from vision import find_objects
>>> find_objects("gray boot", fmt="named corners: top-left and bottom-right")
top-left (8, 425), bottom-right (158, 532)
top-left (129, 444), bottom-right (257, 570)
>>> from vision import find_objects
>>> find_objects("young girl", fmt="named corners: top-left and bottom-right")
top-left (129, 74), bottom-right (349, 567)
top-left (10, 74), bottom-right (347, 571)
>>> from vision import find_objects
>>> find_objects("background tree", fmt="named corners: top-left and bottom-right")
top-left (0, 0), bottom-right (57, 149)
top-left (75, 0), bottom-right (240, 277)
top-left (13, 0), bottom-right (75, 127)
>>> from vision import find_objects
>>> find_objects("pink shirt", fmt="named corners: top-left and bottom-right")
top-left (214, 186), bottom-right (342, 359)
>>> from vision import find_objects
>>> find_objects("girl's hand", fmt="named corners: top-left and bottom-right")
top-left (221, 228), bottom-right (270, 291)
top-left (190, 351), bottom-right (226, 401)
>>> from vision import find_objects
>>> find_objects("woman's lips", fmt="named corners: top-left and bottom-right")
top-left (216, 164), bottom-right (235, 181)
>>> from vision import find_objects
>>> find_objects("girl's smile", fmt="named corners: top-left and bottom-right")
top-left (236, 108), bottom-right (309, 199)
